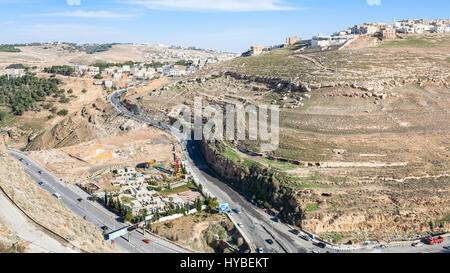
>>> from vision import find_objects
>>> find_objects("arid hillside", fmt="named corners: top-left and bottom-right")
top-left (0, 143), bottom-right (117, 252)
top-left (125, 34), bottom-right (450, 243)
top-left (25, 97), bottom-right (141, 151)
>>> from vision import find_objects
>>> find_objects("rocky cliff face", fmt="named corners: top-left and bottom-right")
top-left (197, 139), bottom-right (303, 226)
top-left (197, 139), bottom-right (449, 243)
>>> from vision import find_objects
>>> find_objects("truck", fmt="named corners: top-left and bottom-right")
top-left (425, 236), bottom-right (444, 245)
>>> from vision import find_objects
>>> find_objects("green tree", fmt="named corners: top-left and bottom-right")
top-left (123, 210), bottom-right (133, 222)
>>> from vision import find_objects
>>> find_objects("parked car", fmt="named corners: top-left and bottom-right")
top-left (77, 198), bottom-right (83, 202)
top-left (375, 245), bottom-right (387, 249)
top-left (38, 170), bottom-right (43, 174)
top-left (443, 246), bottom-right (450, 250)
top-left (266, 239), bottom-right (274, 245)
top-left (237, 223), bottom-right (244, 228)
top-left (38, 182), bottom-right (44, 186)
top-left (412, 242), bottom-right (424, 247)
top-left (233, 208), bottom-right (241, 214)
top-left (143, 238), bottom-right (151, 244)
top-left (257, 248), bottom-right (264, 253)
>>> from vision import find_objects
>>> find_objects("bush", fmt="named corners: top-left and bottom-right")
top-left (59, 95), bottom-right (70, 103)
top-left (57, 109), bottom-right (68, 116)
top-left (0, 110), bottom-right (7, 121)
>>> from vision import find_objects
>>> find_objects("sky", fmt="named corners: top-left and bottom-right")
top-left (0, 0), bottom-right (449, 53)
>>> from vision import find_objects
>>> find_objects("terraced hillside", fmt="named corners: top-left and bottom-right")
top-left (126, 34), bottom-right (450, 243)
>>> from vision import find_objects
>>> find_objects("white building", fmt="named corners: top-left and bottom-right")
top-left (311, 34), bottom-right (331, 48)
top-left (104, 80), bottom-right (113, 88)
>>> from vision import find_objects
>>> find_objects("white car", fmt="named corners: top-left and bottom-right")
top-left (412, 242), bottom-right (424, 247)
top-left (257, 248), bottom-right (264, 253)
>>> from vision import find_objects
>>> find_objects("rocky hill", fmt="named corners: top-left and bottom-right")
top-left (26, 98), bottom-right (140, 151)
top-left (0, 142), bottom-right (117, 252)
top-left (126, 34), bottom-right (450, 243)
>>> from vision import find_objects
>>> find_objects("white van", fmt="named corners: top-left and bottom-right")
top-left (53, 193), bottom-right (62, 200)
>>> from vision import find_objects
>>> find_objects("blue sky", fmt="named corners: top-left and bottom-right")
top-left (0, 0), bottom-right (449, 53)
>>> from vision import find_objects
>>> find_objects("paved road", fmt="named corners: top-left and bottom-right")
top-left (109, 85), bottom-right (449, 254)
top-left (109, 88), bottom-right (316, 253)
top-left (8, 149), bottom-right (188, 253)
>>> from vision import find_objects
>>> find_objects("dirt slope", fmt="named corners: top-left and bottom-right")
top-left (0, 144), bottom-right (117, 252)
top-left (26, 97), bottom-right (140, 151)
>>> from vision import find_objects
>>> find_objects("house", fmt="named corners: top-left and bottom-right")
top-left (104, 80), bottom-right (113, 88)
top-left (311, 34), bottom-right (331, 48)
top-left (382, 28), bottom-right (397, 39)
top-left (286, 36), bottom-right (298, 45)
top-left (249, 45), bottom-right (265, 56)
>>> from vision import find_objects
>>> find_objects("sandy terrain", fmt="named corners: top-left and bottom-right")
top-left (0, 193), bottom-right (77, 253)
top-left (28, 127), bottom-right (179, 181)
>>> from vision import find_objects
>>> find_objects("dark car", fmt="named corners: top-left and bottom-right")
top-left (77, 198), bottom-right (83, 202)
top-left (266, 239), bottom-right (274, 245)
top-left (38, 170), bottom-right (43, 174)
top-left (290, 229), bottom-right (300, 235)
top-left (38, 182), bottom-right (44, 186)
top-left (317, 242), bottom-right (327, 248)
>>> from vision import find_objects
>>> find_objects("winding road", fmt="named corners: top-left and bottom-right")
top-left (109, 87), bottom-right (314, 253)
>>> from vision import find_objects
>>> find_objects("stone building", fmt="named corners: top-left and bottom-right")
top-left (382, 28), bottom-right (397, 39)
top-left (286, 36), bottom-right (299, 45)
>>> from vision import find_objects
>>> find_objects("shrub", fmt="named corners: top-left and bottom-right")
top-left (57, 109), bottom-right (68, 116)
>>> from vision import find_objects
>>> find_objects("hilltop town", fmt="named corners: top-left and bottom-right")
top-left (247, 18), bottom-right (450, 56)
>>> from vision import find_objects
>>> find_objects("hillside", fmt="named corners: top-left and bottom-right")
top-left (0, 142), bottom-right (117, 252)
top-left (126, 34), bottom-right (450, 243)
top-left (25, 97), bottom-right (140, 151)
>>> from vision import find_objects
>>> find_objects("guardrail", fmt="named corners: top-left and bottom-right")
top-left (0, 183), bottom-right (87, 253)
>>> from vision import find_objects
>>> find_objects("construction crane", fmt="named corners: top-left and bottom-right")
top-left (172, 157), bottom-right (183, 177)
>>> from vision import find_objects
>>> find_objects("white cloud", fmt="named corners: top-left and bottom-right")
top-left (66, 0), bottom-right (81, 6)
top-left (366, 0), bottom-right (381, 6)
top-left (126, 0), bottom-right (299, 12)
top-left (32, 10), bottom-right (137, 18)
